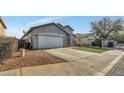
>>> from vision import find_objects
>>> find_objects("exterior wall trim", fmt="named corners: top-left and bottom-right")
top-left (38, 33), bottom-right (64, 37)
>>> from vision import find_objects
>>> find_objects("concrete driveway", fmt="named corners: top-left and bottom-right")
top-left (44, 48), bottom-right (96, 61)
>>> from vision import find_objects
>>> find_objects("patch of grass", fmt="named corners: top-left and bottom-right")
top-left (74, 46), bottom-right (108, 53)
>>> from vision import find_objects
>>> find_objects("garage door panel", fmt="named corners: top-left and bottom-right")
top-left (38, 36), bottom-right (63, 49)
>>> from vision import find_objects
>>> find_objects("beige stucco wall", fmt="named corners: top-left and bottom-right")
top-left (0, 22), bottom-right (5, 36)
top-left (82, 39), bottom-right (95, 46)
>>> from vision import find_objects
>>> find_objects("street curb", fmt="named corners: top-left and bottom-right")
top-left (95, 52), bottom-right (124, 76)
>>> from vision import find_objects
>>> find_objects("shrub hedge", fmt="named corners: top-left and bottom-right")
top-left (0, 37), bottom-right (15, 63)
top-left (114, 34), bottom-right (124, 43)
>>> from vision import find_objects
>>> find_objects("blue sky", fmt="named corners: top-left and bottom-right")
top-left (2, 16), bottom-right (124, 39)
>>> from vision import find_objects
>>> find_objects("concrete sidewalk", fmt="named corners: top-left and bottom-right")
top-left (0, 50), bottom-right (123, 76)
top-left (107, 55), bottom-right (124, 76)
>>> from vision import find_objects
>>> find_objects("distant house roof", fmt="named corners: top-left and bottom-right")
top-left (0, 17), bottom-right (7, 29)
top-left (75, 33), bottom-right (91, 36)
top-left (21, 23), bottom-right (74, 39)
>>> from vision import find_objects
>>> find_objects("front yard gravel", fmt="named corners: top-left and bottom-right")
top-left (0, 50), bottom-right (67, 72)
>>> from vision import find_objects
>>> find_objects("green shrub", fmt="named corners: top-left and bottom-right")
top-left (0, 37), bottom-right (15, 63)
top-left (113, 33), bottom-right (124, 43)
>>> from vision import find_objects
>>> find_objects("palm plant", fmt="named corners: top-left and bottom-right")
top-left (75, 34), bottom-right (88, 46)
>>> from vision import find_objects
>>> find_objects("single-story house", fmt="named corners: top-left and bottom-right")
top-left (75, 33), bottom-right (95, 46)
top-left (0, 17), bottom-right (7, 36)
top-left (82, 34), bottom-right (95, 46)
top-left (21, 23), bottom-right (75, 49)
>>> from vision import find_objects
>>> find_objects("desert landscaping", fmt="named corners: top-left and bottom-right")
top-left (0, 50), bottom-right (67, 72)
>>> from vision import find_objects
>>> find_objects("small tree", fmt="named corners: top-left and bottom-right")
top-left (23, 30), bottom-right (26, 34)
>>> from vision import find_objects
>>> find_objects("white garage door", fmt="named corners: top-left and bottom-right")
top-left (38, 35), bottom-right (64, 49)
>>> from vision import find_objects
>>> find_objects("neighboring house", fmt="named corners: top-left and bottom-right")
top-left (75, 33), bottom-right (88, 45)
top-left (82, 34), bottom-right (95, 46)
top-left (0, 17), bottom-right (7, 36)
top-left (21, 23), bottom-right (75, 49)
top-left (75, 33), bottom-right (95, 46)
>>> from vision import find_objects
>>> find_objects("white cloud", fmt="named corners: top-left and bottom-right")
top-left (26, 16), bottom-right (65, 26)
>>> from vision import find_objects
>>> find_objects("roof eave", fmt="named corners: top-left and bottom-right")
top-left (21, 23), bottom-right (72, 39)
top-left (0, 17), bottom-right (7, 29)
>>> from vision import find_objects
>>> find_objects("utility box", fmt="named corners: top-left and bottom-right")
top-left (102, 40), bottom-right (115, 49)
